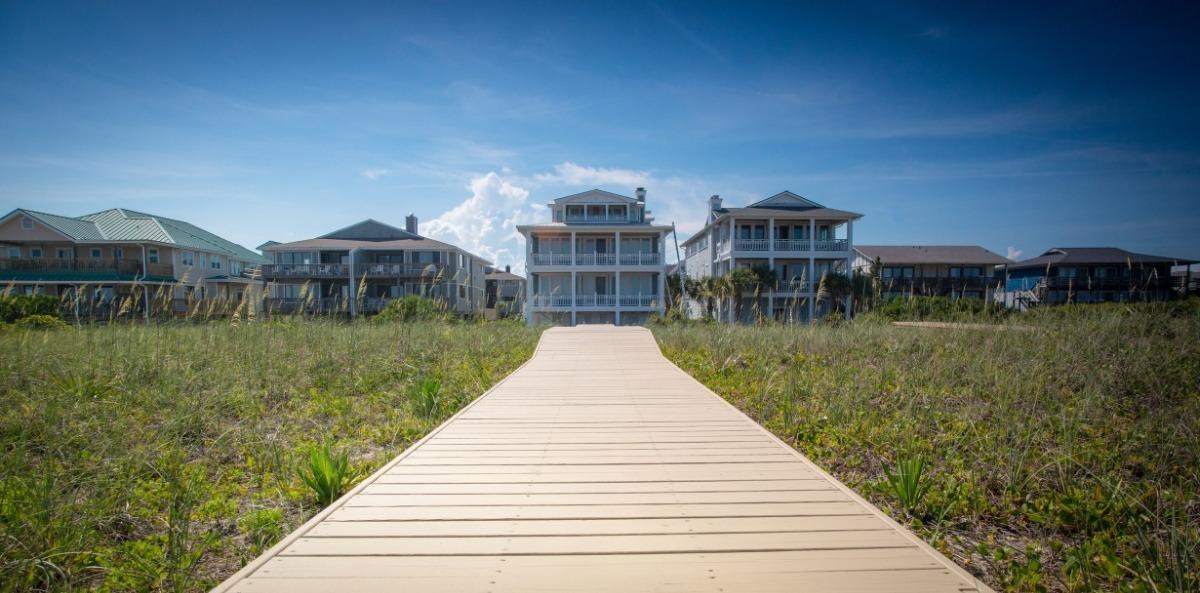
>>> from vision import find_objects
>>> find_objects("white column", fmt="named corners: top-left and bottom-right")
top-left (615, 270), bottom-right (621, 325)
top-left (615, 231), bottom-right (621, 265)
top-left (808, 218), bottom-right (816, 323)
top-left (524, 232), bottom-right (533, 325)
top-left (570, 231), bottom-right (577, 326)
top-left (727, 217), bottom-right (736, 323)
top-left (656, 270), bottom-right (665, 318)
top-left (844, 220), bottom-right (854, 318)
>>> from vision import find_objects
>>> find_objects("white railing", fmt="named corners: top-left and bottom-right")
top-left (574, 253), bottom-right (617, 266)
top-left (813, 239), bottom-right (849, 251)
top-left (733, 239), bottom-right (769, 251)
top-left (531, 294), bottom-right (573, 308)
top-left (574, 294), bottom-right (618, 307)
top-left (716, 241), bottom-right (730, 256)
top-left (619, 294), bottom-right (656, 307)
top-left (773, 239), bottom-right (810, 252)
top-left (618, 252), bottom-right (661, 265)
top-left (530, 253), bottom-right (573, 266)
top-left (563, 214), bottom-right (630, 223)
top-left (775, 280), bottom-right (812, 293)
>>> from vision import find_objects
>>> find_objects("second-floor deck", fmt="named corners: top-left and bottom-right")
top-left (530, 293), bottom-right (660, 309)
top-left (0, 258), bottom-right (176, 281)
top-left (261, 263), bottom-right (447, 279)
top-left (716, 238), bottom-right (850, 255)
top-left (529, 252), bottom-right (663, 267)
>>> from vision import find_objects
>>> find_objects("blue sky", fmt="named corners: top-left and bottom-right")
top-left (2, 1), bottom-right (1198, 271)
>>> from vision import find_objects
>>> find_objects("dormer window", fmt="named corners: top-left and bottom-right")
top-left (21, 217), bottom-right (33, 229)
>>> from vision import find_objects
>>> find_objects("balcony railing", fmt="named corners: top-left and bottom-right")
top-left (530, 253), bottom-right (573, 266)
top-left (618, 252), bottom-right (661, 265)
top-left (574, 253), bottom-right (617, 266)
top-left (0, 258), bottom-right (174, 279)
top-left (774, 280), bottom-right (813, 293)
top-left (261, 263), bottom-right (348, 277)
top-left (774, 239), bottom-right (809, 252)
top-left (733, 239), bottom-right (769, 251)
top-left (562, 213), bottom-right (631, 223)
top-left (619, 294), bottom-right (656, 307)
top-left (574, 293), bottom-right (618, 307)
top-left (813, 239), bottom-right (849, 251)
top-left (356, 263), bottom-right (444, 278)
top-left (530, 294), bottom-right (573, 308)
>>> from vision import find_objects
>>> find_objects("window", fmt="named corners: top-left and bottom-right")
top-left (199, 253), bottom-right (205, 268)
top-left (882, 266), bottom-right (913, 279)
top-left (31, 247), bottom-right (42, 258)
top-left (182, 251), bottom-right (194, 265)
top-left (114, 247), bottom-right (123, 259)
top-left (211, 256), bottom-right (221, 270)
top-left (91, 248), bottom-right (102, 258)
top-left (6, 247), bottom-right (19, 258)
top-left (230, 260), bottom-right (243, 275)
top-left (21, 217), bottom-right (32, 229)
top-left (56, 248), bottom-right (71, 259)
top-left (148, 248), bottom-right (159, 264)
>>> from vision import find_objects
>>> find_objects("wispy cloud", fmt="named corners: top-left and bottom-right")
top-left (650, 3), bottom-right (726, 62)
top-left (1006, 246), bottom-right (1023, 260)
top-left (920, 26), bottom-right (948, 39)
top-left (534, 162), bottom-right (652, 187)
top-left (361, 168), bottom-right (390, 180)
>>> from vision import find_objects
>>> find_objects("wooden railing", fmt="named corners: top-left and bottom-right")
top-left (0, 258), bottom-right (173, 279)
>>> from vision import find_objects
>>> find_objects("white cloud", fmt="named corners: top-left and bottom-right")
top-left (362, 168), bottom-right (390, 180)
top-left (534, 162), bottom-right (652, 187)
top-left (423, 172), bottom-right (539, 273)
top-left (1007, 246), bottom-right (1024, 260)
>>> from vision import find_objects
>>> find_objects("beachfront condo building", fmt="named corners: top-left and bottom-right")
top-left (680, 191), bottom-right (863, 323)
top-left (518, 188), bottom-right (673, 326)
top-left (1003, 247), bottom-right (1192, 308)
top-left (259, 216), bottom-right (489, 316)
top-left (0, 208), bottom-right (268, 314)
top-left (852, 245), bottom-right (1010, 300)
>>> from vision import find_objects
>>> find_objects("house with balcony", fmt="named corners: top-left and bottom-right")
top-left (853, 245), bottom-right (1010, 300)
top-left (681, 191), bottom-right (862, 323)
top-left (0, 208), bottom-right (267, 314)
top-left (517, 188), bottom-right (672, 326)
top-left (484, 265), bottom-right (525, 319)
top-left (1003, 247), bottom-right (1192, 308)
top-left (258, 215), bottom-right (489, 316)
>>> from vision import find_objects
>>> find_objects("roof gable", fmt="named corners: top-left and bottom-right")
top-left (748, 191), bottom-right (824, 210)
top-left (553, 189), bottom-right (637, 205)
top-left (319, 219), bottom-right (419, 241)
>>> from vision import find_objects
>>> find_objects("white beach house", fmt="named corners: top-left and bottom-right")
top-left (518, 188), bottom-right (673, 326)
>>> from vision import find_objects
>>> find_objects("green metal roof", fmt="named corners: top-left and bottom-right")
top-left (5, 208), bottom-right (268, 264)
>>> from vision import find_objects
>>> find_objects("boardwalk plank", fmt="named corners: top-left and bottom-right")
top-left (211, 326), bottom-right (990, 593)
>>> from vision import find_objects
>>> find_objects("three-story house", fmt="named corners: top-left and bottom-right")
top-left (518, 188), bottom-right (673, 326)
top-left (681, 191), bottom-right (863, 322)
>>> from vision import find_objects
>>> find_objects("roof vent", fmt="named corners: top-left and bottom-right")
top-left (405, 213), bottom-right (418, 235)
top-left (635, 187), bottom-right (646, 202)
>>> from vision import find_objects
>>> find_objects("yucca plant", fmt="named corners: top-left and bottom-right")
top-left (882, 455), bottom-right (933, 513)
top-left (297, 443), bottom-right (360, 507)
top-left (412, 377), bottom-right (443, 418)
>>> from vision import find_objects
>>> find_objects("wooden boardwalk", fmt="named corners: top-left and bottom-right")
top-left (215, 325), bottom-right (990, 593)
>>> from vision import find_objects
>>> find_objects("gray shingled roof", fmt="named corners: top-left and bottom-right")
top-left (1009, 247), bottom-right (1193, 270)
top-left (855, 245), bottom-right (1011, 266)
top-left (6, 208), bottom-right (268, 263)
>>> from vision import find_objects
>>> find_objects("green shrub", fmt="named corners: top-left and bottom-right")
top-left (411, 377), bottom-right (443, 419)
top-left (881, 455), bottom-right (933, 513)
top-left (0, 294), bottom-right (60, 323)
top-left (13, 314), bottom-right (68, 330)
top-left (374, 295), bottom-right (452, 322)
top-left (238, 509), bottom-right (284, 555)
top-left (297, 443), bottom-right (361, 507)
top-left (870, 295), bottom-right (1009, 322)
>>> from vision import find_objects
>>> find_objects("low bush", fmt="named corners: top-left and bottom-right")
top-left (13, 314), bottom-right (68, 330)
top-left (374, 295), bottom-right (452, 322)
top-left (0, 294), bottom-right (60, 323)
top-left (867, 295), bottom-right (1010, 322)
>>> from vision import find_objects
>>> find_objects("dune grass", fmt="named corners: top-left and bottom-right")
top-left (654, 303), bottom-right (1200, 593)
top-left (0, 319), bottom-right (539, 592)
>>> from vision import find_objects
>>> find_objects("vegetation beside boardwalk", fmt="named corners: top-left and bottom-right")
top-left (0, 318), bottom-right (539, 592)
top-left (654, 301), bottom-right (1200, 593)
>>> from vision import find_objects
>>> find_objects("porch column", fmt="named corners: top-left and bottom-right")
top-left (615, 231), bottom-right (621, 265)
top-left (657, 271), bottom-right (666, 317)
top-left (524, 232), bottom-right (533, 325)
top-left (728, 217), bottom-right (736, 322)
top-left (615, 270), bottom-right (621, 325)
top-left (570, 231), bottom-right (577, 326)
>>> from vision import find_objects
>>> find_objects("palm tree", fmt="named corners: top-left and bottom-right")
top-left (726, 267), bottom-right (758, 323)
top-left (816, 271), bottom-right (853, 316)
